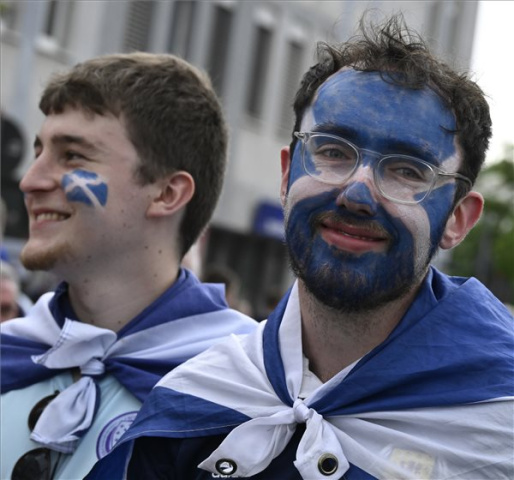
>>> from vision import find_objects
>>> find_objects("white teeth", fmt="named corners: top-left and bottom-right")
top-left (35, 212), bottom-right (66, 222)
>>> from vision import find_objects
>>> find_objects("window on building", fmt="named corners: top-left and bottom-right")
top-left (278, 40), bottom-right (304, 135)
top-left (427, 0), bottom-right (441, 43)
top-left (123, 0), bottom-right (156, 52)
top-left (168, 0), bottom-right (197, 60)
top-left (42, 0), bottom-right (74, 49)
top-left (206, 4), bottom-right (233, 97)
top-left (447, 2), bottom-right (462, 53)
top-left (205, 226), bottom-right (289, 320)
top-left (0, 1), bottom-right (20, 31)
top-left (246, 24), bottom-right (273, 119)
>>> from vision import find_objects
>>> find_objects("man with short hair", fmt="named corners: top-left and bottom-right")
top-left (88, 15), bottom-right (513, 480)
top-left (0, 52), bottom-right (257, 479)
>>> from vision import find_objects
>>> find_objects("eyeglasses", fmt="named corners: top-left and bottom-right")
top-left (294, 131), bottom-right (472, 205)
top-left (11, 391), bottom-right (61, 480)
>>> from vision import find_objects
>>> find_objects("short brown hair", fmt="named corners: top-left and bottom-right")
top-left (40, 52), bottom-right (228, 257)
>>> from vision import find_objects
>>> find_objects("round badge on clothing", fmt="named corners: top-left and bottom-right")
top-left (96, 411), bottom-right (138, 459)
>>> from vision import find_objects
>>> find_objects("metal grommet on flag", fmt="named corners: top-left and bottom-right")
top-left (215, 458), bottom-right (238, 476)
top-left (318, 453), bottom-right (339, 476)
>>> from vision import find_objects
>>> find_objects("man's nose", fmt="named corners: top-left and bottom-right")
top-left (19, 153), bottom-right (59, 194)
top-left (335, 159), bottom-right (379, 215)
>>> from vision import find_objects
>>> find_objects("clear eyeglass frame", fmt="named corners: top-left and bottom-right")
top-left (294, 131), bottom-right (472, 205)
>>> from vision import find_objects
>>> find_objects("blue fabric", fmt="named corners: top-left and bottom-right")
top-left (1, 268), bottom-right (239, 401)
top-left (121, 268), bottom-right (514, 432)
top-left (264, 268), bottom-right (514, 415)
top-left (126, 387), bottom-right (251, 440)
top-left (0, 335), bottom-right (63, 390)
top-left (86, 267), bottom-right (514, 479)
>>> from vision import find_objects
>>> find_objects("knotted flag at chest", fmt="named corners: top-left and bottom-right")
top-left (1, 269), bottom-right (257, 453)
top-left (88, 267), bottom-right (514, 479)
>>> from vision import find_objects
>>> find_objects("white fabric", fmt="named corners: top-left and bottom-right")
top-left (157, 283), bottom-right (514, 479)
top-left (2, 292), bottom-right (251, 453)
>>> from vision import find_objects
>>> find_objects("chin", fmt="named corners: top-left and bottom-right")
top-left (20, 242), bottom-right (70, 272)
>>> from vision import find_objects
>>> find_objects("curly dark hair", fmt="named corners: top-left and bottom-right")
top-left (290, 13), bottom-right (492, 203)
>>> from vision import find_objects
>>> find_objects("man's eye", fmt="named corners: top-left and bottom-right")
top-left (316, 146), bottom-right (353, 161)
top-left (64, 151), bottom-right (85, 161)
top-left (392, 166), bottom-right (426, 181)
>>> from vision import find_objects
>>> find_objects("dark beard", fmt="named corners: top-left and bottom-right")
top-left (286, 242), bottom-right (430, 314)
top-left (284, 208), bottom-right (438, 314)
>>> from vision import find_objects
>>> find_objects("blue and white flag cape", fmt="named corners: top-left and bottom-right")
top-left (1, 268), bottom-right (257, 453)
top-left (88, 267), bottom-right (514, 479)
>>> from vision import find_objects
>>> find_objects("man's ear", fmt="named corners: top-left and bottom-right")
top-left (439, 191), bottom-right (484, 249)
top-left (146, 171), bottom-right (195, 218)
top-left (280, 146), bottom-right (291, 207)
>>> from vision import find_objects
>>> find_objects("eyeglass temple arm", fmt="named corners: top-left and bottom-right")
top-left (438, 171), bottom-right (472, 187)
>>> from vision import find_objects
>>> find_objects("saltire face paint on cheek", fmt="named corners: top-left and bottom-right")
top-left (62, 169), bottom-right (108, 208)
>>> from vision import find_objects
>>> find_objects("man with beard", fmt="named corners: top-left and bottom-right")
top-left (87, 14), bottom-right (514, 480)
top-left (0, 53), bottom-right (257, 479)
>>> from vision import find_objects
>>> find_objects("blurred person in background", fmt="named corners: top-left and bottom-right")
top-left (0, 197), bottom-right (9, 262)
top-left (0, 260), bottom-right (31, 321)
top-left (203, 265), bottom-right (253, 316)
top-left (88, 13), bottom-right (513, 480)
top-left (0, 52), bottom-right (257, 479)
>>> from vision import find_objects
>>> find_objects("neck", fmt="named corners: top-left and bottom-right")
top-left (298, 280), bottom-right (420, 383)
top-left (65, 254), bottom-right (180, 332)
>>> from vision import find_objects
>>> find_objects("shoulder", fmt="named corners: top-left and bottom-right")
top-left (128, 435), bottom-right (226, 479)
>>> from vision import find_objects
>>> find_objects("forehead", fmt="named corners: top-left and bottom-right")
top-left (38, 107), bottom-right (130, 146)
top-left (309, 69), bottom-right (457, 163)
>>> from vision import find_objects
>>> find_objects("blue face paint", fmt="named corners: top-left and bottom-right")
top-left (285, 70), bottom-right (460, 310)
top-left (311, 70), bottom-right (457, 166)
top-left (62, 169), bottom-right (108, 207)
top-left (286, 190), bottom-right (417, 311)
top-left (288, 142), bottom-right (306, 191)
top-left (418, 182), bottom-right (456, 255)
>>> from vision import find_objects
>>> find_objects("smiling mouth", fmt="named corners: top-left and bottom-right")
top-left (318, 216), bottom-right (390, 253)
top-left (34, 212), bottom-right (70, 222)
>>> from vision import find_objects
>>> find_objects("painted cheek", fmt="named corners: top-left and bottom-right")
top-left (419, 183), bottom-right (456, 251)
top-left (287, 143), bottom-right (311, 191)
top-left (285, 190), bottom-right (336, 260)
top-left (62, 169), bottom-right (108, 208)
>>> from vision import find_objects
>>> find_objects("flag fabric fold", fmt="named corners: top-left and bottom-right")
top-left (88, 267), bottom-right (514, 479)
top-left (1, 268), bottom-right (257, 453)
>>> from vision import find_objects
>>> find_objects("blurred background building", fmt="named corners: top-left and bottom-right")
top-left (1, 0), bottom-right (485, 316)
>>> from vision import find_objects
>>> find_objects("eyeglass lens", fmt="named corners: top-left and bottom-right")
top-left (303, 134), bottom-right (435, 203)
top-left (11, 391), bottom-right (60, 480)
top-left (377, 156), bottom-right (434, 202)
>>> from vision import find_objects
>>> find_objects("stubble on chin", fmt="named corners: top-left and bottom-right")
top-left (20, 241), bottom-right (71, 272)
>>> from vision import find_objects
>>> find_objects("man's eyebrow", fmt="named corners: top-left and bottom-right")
top-left (311, 125), bottom-right (439, 163)
top-left (386, 139), bottom-right (438, 164)
top-left (312, 124), bottom-right (359, 142)
top-left (34, 134), bottom-right (103, 153)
